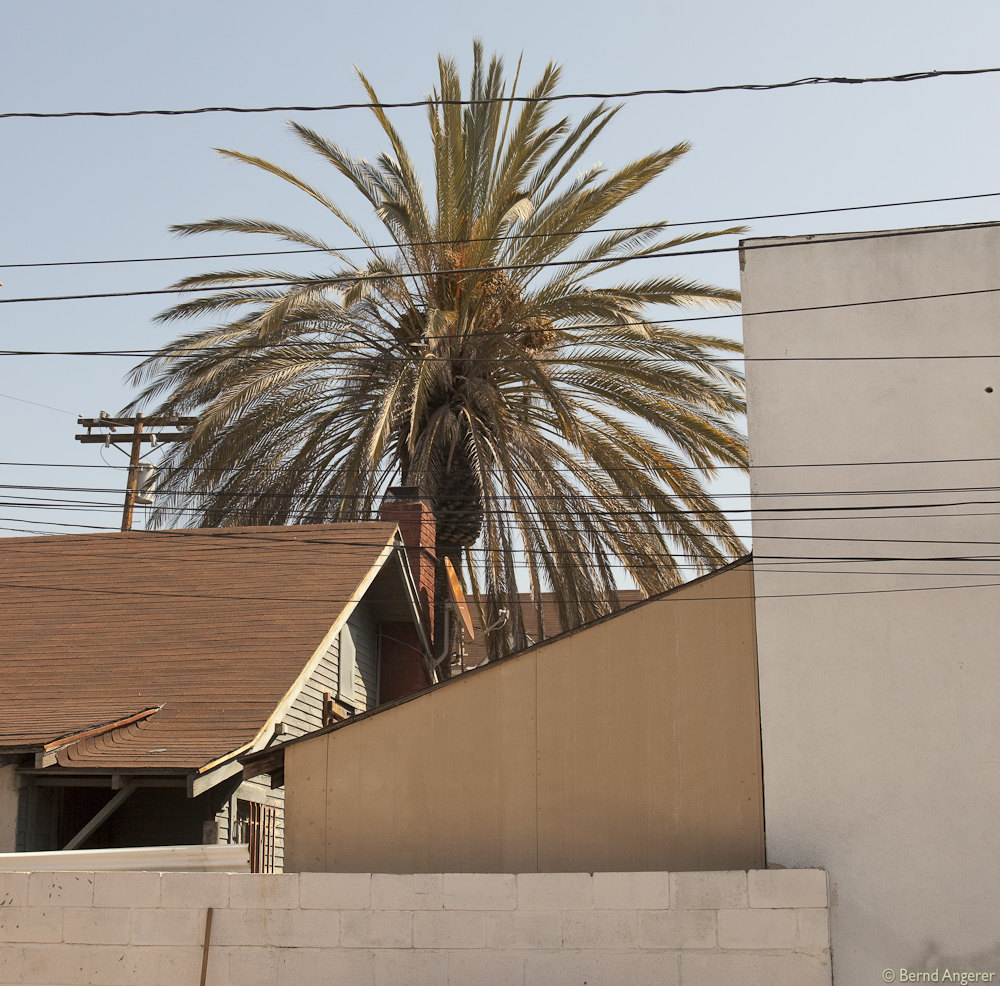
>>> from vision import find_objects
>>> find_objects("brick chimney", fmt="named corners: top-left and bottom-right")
top-left (378, 487), bottom-right (436, 702)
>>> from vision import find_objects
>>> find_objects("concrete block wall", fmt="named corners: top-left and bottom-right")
top-left (0, 869), bottom-right (830, 986)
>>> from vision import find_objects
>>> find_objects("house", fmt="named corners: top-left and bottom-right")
top-left (241, 556), bottom-right (763, 874)
top-left (0, 491), bottom-right (437, 870)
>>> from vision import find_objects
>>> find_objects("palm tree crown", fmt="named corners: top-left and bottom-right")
top-left (128, 43), bottom-right (748, 661)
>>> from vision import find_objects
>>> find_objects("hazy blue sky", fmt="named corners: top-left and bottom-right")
top-left (2, 0), bottom-right (999, 543)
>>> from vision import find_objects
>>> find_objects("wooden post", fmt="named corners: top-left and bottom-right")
top-left (121, 413), bottom-right (144, 532)
top-left (75, 413), bottom-right (197, 532)
top-left (199, 907), bottom-right (214, 986)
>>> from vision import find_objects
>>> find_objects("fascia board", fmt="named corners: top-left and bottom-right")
top-left (188, 757), bottom-right (244, 798)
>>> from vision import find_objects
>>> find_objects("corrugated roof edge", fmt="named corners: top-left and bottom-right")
top-left (240, 553), bottom-right (754, 769)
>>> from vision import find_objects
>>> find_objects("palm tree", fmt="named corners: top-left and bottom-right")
top-left (127, 43), bottom-right (748, 663)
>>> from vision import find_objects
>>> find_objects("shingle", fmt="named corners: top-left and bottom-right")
top-left (0, 522), bottom-right (397, 769)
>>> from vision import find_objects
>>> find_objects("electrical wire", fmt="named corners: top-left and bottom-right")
top-left (0, 392), bottom-right (74, 414)
top-left (4, 541), bottom-right (998, 586)
top-left (3, 191), bottom-right (997, 271)
top-left (4, 517), bottom-right (993, 549)
top-left (1, 576), bottom-right (998, 608)
top-left (0, 506), bottom-right (994, 566)
top-left (4, 282), bottom-right (999, 358)
top-left (1, 455), bottom-right (996, 472)
top-left (3, 67), bottom-right (998, 120)
top-left (3, 481), bottom-right (1000, 502)
top-left (2, 495), bottom-right (998, 521)
top-left (2, 347), bottom-right (998, 362)
top-left (3, 508), bottom-right (989, 526)
top-left (3, 222), bottom-right (999, 307)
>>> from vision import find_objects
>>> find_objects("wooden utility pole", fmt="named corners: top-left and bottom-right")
top-left (75, 413), bottom-right (198, 531)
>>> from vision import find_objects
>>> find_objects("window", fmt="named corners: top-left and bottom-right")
top-left (233, 798), bottom-right (278, 873)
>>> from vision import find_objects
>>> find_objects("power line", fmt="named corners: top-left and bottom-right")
top-left (3, 67), bottom-right (998, 121)
top-left (2, 223), bottom-right (999, 307)
top-left (2, 348), bottom-right (998, 363)
top-left (3, 527), bottom-right (998, 577)
top-left (3, 482), bottom-right (1000, 502)
top-left (3, 191), bottom-right (997, 271)
top-left (754, 558), bottom-right (1000, 566)
top-left (0, 455), bottom-right (995, 472)
top-left (0, 515), bottom-right (120, 531)
top-left (6, 521), bottom-right (995, 549)
top-left (1, 527), bottom-right (993, 577)
top-left (4, 515), bottom-right (1000, 580)
top-left (746, 533), bottom-right (1000, 545)
top-left (0, 392), bottom-right (74, 414)
top-left (1, 576), bottom-right (998, 608)
top-left (3, 554), bottom-right (1000, 577)
top-left (1, 520), bottom-right (992, 562)
top-left (2, 503), bottom-right (996, 565)
top-left (3, 494), bottom-right (998, 520)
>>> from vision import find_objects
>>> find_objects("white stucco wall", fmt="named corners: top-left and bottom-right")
top-left (743, 223), bottom-right (1000, 985)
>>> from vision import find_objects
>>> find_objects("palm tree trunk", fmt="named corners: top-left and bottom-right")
top-left (429, 445), bottom-right (483, 675)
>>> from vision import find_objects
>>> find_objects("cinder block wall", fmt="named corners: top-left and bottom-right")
top-left (0, 869), bottom-right (830, 986)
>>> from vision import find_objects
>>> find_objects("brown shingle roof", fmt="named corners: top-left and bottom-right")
top-left (0, 523), bottom-right (398, 770)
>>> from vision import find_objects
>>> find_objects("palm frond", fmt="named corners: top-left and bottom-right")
top-left (130, 42), bottom-right (749, 661)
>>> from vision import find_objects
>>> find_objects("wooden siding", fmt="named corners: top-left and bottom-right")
top-left (234, 602), bottom-right (378, 869)
top-left (347, 602), bottom-right (378, 708)
top-left (285, 629), bottom-right (341, 739)
top-left (221, 777), bottom-right (286, 872)
top-left (284, 599), bottom-right (380, 740)
top-left (215, 793), bottom-right (230, 845)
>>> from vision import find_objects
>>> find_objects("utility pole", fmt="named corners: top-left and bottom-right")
top-left (76, 413), bottom-right (198, 531)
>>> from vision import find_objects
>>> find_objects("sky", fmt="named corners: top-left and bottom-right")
top-left (2, 0), bottom-right (999, 553)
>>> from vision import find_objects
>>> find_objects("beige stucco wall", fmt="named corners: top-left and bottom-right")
top-left (0, 765), bottom-right (18, 854)
top-left (743, 223), bottom-right (1000, 985)
top-left (0, 868), bottom-right (831, 986)
top-left (285, 562), bottom-right (763, 875)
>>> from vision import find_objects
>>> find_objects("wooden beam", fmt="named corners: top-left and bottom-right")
top-left (75, 432), bottom-right (192, 444)
top-left (199, 908), bottom-right (214, 986)
top-left (121, 415), bottom-right (144, 532)
top-left (77, 416), bottom-right (198, 429)
top-left (188, 759), bottom-right (243, 799)
top-left (27, 773), bottom-right (187, 785)
top-left (41, 707), bottom-right (160, 752)
top-left (62, 781), bottom-right (138, 850)
top-left (240, 748), bottom-right (285, 782)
